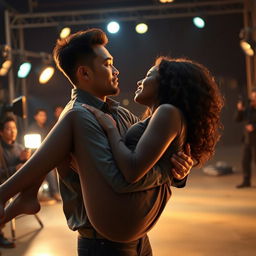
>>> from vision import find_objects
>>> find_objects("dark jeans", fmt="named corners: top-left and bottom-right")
top-left (242, 143), bottom-right (256, 183)
top-left (77, 235), bottom-right (152, 256)
top-left (45, 169), bottom-right (59, 196)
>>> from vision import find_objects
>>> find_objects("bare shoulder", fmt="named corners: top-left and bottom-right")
top-left (151, 104), bottom-right (182, 130)
top-left (154, 104), bottom-right (181, 119)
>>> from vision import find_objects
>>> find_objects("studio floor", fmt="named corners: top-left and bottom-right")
top-left (1, 146), bottom-right (256, 256)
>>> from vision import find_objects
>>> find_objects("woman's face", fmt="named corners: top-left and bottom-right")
top-left (134, 65), bottom-right (159, 108)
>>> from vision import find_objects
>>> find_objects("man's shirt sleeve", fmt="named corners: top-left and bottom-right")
top-left (71, 109), bottom-right (172, 193)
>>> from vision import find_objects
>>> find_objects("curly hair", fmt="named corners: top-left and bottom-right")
top-left (155, 57), bottom-right (224, 167)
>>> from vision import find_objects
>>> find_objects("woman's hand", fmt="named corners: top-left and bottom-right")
top-left (82, 104), bottom-right (117, 131)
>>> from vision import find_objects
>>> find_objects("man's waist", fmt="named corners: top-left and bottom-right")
top-left (78, 227), bottom-right (106, 239)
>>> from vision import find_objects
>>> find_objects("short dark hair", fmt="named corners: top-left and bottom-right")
top-left (0, 116), bottom-right (16, 131)
top-left (53, 28), bottom-right (108, 85)
top-left (34, 108), bottom-right (47, 116)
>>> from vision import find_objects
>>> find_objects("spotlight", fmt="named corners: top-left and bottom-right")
top-left (17, 61), bottom-right (32, 78)
top-left (159, 0), bottom-right (174, 3)
top-left (39, 66), bottom-right (55, 84)
top-left (24, 134), bottom-right (41, 149)
top-left (107, 21), bottom-right (120, 34)
top-left (193, 17), bottom-right (205, 29)
top-left (59, 27), bottom-right (71, 39)
top-left (0, 45), bottom-right (12, 76)
top-left (135, 23), bottom-right (148, 34)
top-left (239, 28), bottom-right (255, 56)
top-left (38, 54), bottom-right (55, 84)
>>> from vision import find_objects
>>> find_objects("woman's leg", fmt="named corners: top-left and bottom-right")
top-left (2, 178), bottom-right (44, 224)
top-left (0, 113), bottom-right (73, 219)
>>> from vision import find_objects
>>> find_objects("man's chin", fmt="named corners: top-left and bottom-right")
top-left (109, 87), bottom-right (120, 96)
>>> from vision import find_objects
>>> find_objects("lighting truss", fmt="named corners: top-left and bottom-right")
top-left (8, 0), bottom-right (243, 29)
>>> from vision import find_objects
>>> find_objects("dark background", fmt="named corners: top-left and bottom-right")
top-left (0, 0), bottom-right (246, 146)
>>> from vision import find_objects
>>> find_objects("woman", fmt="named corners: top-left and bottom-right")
top-left (0, 56), bottom-right (223, 242)
top-left (80, 56), bottom-right (223, 241)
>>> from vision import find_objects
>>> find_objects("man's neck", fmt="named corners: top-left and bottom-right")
top-left (75, 86), bottom-right (106, 102)
top-left (2, 138), bottom-right (14, 145)
top-left (37, 123), bottom-right (45, 128)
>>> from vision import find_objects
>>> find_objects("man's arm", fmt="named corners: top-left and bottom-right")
top-left (72, 108), bottom-right (190, 193)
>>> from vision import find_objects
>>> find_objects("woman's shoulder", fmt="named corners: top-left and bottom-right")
top-left (154, 104), bottom-right (181, 121)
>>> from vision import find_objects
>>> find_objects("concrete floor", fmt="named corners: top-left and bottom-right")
top-left (1, 146), bottom-right (256, 256)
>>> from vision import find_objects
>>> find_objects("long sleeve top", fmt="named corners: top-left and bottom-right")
top-left (57, 88), bottom-right (187, 232)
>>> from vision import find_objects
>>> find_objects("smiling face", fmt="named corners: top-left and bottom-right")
top-left (134, 65), bottom-right (159, 108)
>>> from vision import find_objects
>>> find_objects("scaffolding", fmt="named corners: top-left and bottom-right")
top-left (4, 0), bottom-right (256, 103)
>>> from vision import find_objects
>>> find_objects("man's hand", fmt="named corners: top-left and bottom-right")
top-left (19, 149), bottom-right (31, 162)
top-left (171, 144), bottom-right (193, 180)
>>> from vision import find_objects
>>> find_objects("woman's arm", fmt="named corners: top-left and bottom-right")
top-left (85, 104), bottom-right (182, 183)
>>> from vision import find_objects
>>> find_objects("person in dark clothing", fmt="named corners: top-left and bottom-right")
top-left (0, 116), bottom-right (31, 248)
top-left (235, 89), bottom-right (256, 188)
top-left (28, 109), bottom-right (61, 201)
top-left (0, 29), bottom-right (194, 255)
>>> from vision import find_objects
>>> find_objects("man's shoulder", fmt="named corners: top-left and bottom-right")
top-left (116, 105), bottom-right (139, 123)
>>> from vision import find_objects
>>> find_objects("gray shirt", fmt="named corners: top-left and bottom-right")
top-left (57, 88), bottom-right (185, 231)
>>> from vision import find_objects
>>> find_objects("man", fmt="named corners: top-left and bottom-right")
top-left (52, 28), bottom-right (192, 255)
top-left (28, 109), bottom-right (61, 201)
top-left (236, 89), bottom-right (256, 188)
top-left (51, 106), bottom-right (64, 127)
top-left (0, 116), bottom-right (31, 248)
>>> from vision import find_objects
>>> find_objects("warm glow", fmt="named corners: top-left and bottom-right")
top-left (0, 68), bottom-right (8, 76)
top-left (240, 40), bottom-right (252, 50)
top-left (245, 48), bottom-right (254, 56)
top-left (122, 99), bottom-right (130, 106)
top-left (24, 134), bottom-right (42, 149)
top-left (159, 0), bottom-right (174, 3)
top-left (60, 27), bottom-right (71, 39)
top-left (135, 23), bottom-right (148, 34)
top-left (240, 40), bottom-right (254, 56)
top-left (2, 59), bottom-right (12, 69)
top-left (39, 66), bottom-right (55, 84)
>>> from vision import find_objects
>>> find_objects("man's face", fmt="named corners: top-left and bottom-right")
top-left (89, 45), bottom-right (119, 100)
top-left (34, 111), bottom-right (47, 125)
top-left (250, 92), bottom-right (256, 107)
top-left (0, 121), bottom-right (17, 143)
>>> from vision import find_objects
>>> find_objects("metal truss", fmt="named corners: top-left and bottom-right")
top-left (8, 0), bottom-right (243, 29)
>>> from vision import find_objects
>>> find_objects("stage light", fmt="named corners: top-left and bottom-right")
top-left (159, 0), bottom-right (174, 3)
top-left (39, 66), bottom-right (55, 84)
top-left (107, 21), bottom-right (120, 34)
top-left (193, 17), bottom-right (205, 28)
top-left (239, 28), bottom-right (255, 56)
top-left (60, 27), bottom-right (71, 39)
top-left (0, 60), bottom-right (12, 76)
top-left (135, 23), bottom-right (148, 34)
top-left (24, 134), bottom-right (41, 149)
top-left (0, 45), bottom-right (12, 76)
top-left (17, 62), bottom-right (32, 78)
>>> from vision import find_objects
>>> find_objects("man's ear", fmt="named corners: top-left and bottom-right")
top-left (77, 66), bottom-right (91, 81)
